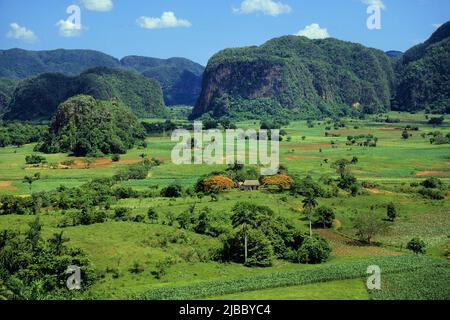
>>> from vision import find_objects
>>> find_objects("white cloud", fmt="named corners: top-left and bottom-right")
top-left (233, 0), bottom-right (292, 16)
top-left (295, 23), bottom-right (330, 39)
top-left (56, 20), bottom-right (83, 37)
top-left (137, 12), bottom-right (192, 29)
top-left (81, 0), bottom-right (113, 12)
top-left (433, 23), bottom-right (443, 29)
top-left (6, 23), bottom-right (38, 43)
top-left (361, 0), bottom-right (386, 10)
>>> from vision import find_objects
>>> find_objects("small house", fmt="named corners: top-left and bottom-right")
top-left (240, 180), bottom-right (261, 191)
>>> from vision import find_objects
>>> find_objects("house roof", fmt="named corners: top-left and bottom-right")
top-left (243, 180), bottom-right (260, 186)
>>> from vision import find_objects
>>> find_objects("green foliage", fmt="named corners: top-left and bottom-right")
top-left (0, 218), bottom-right (97, 299)
top-left (138, 256), bottom-right (449, 300)
top-left (160, 184), bottom-right (183, 198)
top-left (25, 154), bottom-right (47, 165)
top-left (296, 236), bottom-right (331, 264)
top-left (4, 67), bottom-right (167, 121)
top-left (386, 202), bottom-right (397, 222)
top-left (193, 35), bottom-right (395, 119)
top-left (0, 123), bottom-right (47, 148)
top-left (394, 22), bottom-right (450, 113)
top-left (315, 206), bottom-right (336, 228)
top-left (37, 95), bottom-right (146, 156)
top-left (407, 237), bottom-right (427, 255)
top-left (352, 213), bottom-right (387, 244)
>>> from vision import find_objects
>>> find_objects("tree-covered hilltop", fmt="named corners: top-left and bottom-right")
top-left (121, 56), bottom-right (204, 106)
top-left (394, 22), bottom-right (450, 114)
top-left (192, 35), bottom-right (395, 120)
top-left (37, 95), bottom-right (146, 156)
top-left (4, 67), bottom-right (167, 121)
top-left (0, 49), bottom-right (204, 107)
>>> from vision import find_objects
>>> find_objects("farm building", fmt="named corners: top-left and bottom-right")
top-left (239, 180), bottom-right (261, 191)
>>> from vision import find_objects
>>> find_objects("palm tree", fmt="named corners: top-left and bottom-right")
top-left (231, 203), bottom-right (257, 264)
top-left (23, 172), bottom-right (41, 194)
top-left (302, 193), bottom-right (318, 236)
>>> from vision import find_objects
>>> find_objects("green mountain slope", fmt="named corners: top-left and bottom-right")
top-left (121, 56), bottom-right (204, 106)
top-left (394, 22), bottom-right (450, 113)
top-left (192, 35), bottom-right (395, 120)
top-left (0, 49), bottom-right (204, 106)
top-left (0, 78), bottom-right (17, 117)
top-left (4, 67), bottom-right (167, 121)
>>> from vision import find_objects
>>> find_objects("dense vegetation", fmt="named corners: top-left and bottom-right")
top-left (0, 123), bottom-right (47, 147)
top-left (0, 49), bottom-right (204, 107)
top-left (4, 67), bottom-right (167, 121)
top-left (394, 22), bottom-right (450, 114)
top-left (37, 95), bottom-right (146, 156)
top-left (192, 35), bottom-right (395, 120)
top-left (0, 78), bottom-right (16, 116)
top-left (121, 56), bottom-right (204, 106)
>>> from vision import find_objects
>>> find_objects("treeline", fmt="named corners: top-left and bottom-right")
top-left (0, 122), bottom-right (48, 147)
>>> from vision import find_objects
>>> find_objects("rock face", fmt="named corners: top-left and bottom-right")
top-left (394, 22), bottom-right (450, 113)
top-left (192, 35), bottom-right (396, 119)
top-left (4, 67), bottom-right (167, 121)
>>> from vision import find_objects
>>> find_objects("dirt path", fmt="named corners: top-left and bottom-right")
top-left (0, 180), bottom-right (17, 191)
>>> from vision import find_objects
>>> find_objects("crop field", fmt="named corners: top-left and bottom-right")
top-left (0, 112), bottom-right (449, 300)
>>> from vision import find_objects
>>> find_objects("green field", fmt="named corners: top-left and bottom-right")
top-left (1, 112), bottom-right (449, 300)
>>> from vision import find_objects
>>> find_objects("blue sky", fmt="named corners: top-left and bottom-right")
top-left (0, 0), bottom-right (449, 65)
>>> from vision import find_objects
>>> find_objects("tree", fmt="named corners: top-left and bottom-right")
top-left (402, 130), bottom-right (410, 140)
top-left (315, 206), bottom-right (335, 228)
top-left (147, 208), bottom-right (158, 223)
top-left (352, 213), bottom-right (387, 244)
top-left (386, 203), bottom-right (397, 222)
top-left (296, 236), bottom-right (331, 264)
top-left (407, 238), bottom-right (426, 254)
top-left (231, 203), bottom-right (257, 264)
top-left (160, 184), bottom-right (183, 198)
top-left (302, 193), bottom-right (318, 236)
top-left (23, 173), bottom-right (41, 194)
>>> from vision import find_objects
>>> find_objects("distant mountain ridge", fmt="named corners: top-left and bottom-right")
top-left (4, 67), bottom-right (167, 121)
top-left (0, 48), bottom-right (204, 106)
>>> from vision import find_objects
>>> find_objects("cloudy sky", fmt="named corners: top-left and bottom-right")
top-left (0, 0), bottom-right (449, 65)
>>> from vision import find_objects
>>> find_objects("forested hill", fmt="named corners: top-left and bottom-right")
top-left (192, 35), bottom-right (395, 120)
top-left (0, 48), bottom-right (204, 106)
top-left (120, 56), bottom-right (204, 106)
top-left (4, 67), bottom-right (167, 121)
top-left (394, 22), bottom-right (450, 113)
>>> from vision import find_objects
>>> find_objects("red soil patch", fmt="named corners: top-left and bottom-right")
top-left (365, 188), bottom-right (394, 195)
top-left (416, 170), bottom-right (447, 176)
top-left (0, 180), bottom-right (17, 191)
top-left (379, 128), bottom-right (403, 132)
top-left (118, 159), bottom-right (142, 165)
top-left (60, 158), bottom-right (112, 169)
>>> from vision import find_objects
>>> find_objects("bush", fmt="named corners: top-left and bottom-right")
top-left (111, 154), bottom-right (121, 162)
top-left (261, 174), bottom-right (294, 190)
top-left (148, 208), bottom-right (158, 222)
top-left (25, 154), bottom-right (47, 165)
top-left (161, 184), bottom-right (183, 198)
top-left (387, 203), bottom-right (397, 222)
top-left (418, 188), bottom-right (445, 200)
top-left (407, 238), bottom-right (426, 254)
top-left (203, 176), bottom-right (235, 193)
top-left (420, 177), bottom-right (443, 189)
top-left (114, 207), bottom-right (130, 221)
top-left (315, 207), bottom-right (335, 228)
top-left (296, 236), bottom-right (331, 264)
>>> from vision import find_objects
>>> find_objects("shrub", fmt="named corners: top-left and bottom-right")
top-left (148, 208), bottom-right (158, 222)
top-left (407, 238), bottom-right (426, 255)
top-left (418, 188), bottom-right (445, 200)
top-left (114, 207), bottom-right (130, 221)
top-left (129, 261), bottom-right (145, 274)
top-left (420, 177), bottom-right (443, 189)
top-left (111, 154), bottom-right (121, 162)
top-left (296, 236), bottom-right (331, 264)
top-left (387, 203), bottom-right (397, 222)
top-left (161, 184), bottom-right (183, 198)
top-left (25, 154), bottom-right (47, 165)
top-left (315, 207), bottom-right (335, 228)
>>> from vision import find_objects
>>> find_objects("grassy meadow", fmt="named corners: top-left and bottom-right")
top-left (0, 111), bottom-right (449, 300)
